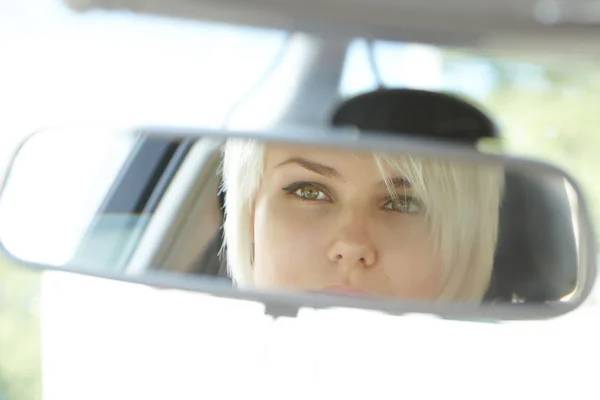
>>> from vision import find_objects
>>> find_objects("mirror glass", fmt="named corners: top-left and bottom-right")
top-left (0, 127), bottom-right (590, 306)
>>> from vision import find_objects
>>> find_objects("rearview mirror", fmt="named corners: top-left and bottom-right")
top-left (0, 126), bottom-right (596, 320)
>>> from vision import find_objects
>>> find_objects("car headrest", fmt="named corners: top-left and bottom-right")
top-left (488, 170), bottom-right (578, 302)
top-left (331, 88), bottom-right (579, 302)
top-left (331, 88), bottom-right (498, 144)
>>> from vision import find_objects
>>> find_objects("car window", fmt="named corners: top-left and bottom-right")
top-left (69, 135), bottom-right (193, 273)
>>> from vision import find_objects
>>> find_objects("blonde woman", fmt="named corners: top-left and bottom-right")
top-left (220, 138), bottom-right (505, 303)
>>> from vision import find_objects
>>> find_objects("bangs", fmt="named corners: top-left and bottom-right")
top-left (372, 152), bottom-right (428, 201)
top-left (372, 151), bottom-right (444, 271)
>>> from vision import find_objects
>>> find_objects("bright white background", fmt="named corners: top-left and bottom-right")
top-left (0, 1), bottom-right (599, 399)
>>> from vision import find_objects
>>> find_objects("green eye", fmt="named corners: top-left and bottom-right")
top-left (383, 196), bottom-right (423, 214)
top-left (283, 182), bottom-right (331, 201)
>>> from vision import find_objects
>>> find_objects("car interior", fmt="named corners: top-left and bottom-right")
top-left (144, 88), bottom-right (581, 304)
top-left (63, 0), bottom-right (587, 306)
top-left (3, 3), bottom-right (598, 400)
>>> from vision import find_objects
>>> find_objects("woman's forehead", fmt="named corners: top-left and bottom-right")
top-left (265, 143), bottom-right (375, 166)
top-left (263, 143), bottom-right (411, 183)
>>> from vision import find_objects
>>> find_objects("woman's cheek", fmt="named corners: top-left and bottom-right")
top-left (269, 198), bottom-right (331, 230)
top-left (253, 197), bottom-right (330, 287)
top-left (376, 217), bottom-right (441, 281)
top-left (269, 202), bottom-right (332, 253)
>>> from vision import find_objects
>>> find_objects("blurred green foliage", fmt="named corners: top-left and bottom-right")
top-left (0, 256), bottom-right (41, 400)
top-left (444, 52), bottom-right (600, 248)
top-left (490, 63), bottom-right (600, 247)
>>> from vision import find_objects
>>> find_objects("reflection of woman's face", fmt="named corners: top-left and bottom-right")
top-left (251, 144), bottom-right (443, 300)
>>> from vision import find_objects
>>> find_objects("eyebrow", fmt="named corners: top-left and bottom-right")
top-left (275, 157), bottom-right (412, 188)
top-left (275, 157), bottom-right (342, 179)
top-left (381, 176), bottom-right (412, 189)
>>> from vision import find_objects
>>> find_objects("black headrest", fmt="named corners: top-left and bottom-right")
top-left (331, 88), bottom-right (498, 144)
top-left (331, 88), bottom-right (578, 303)
top-left (489, 170), bottom-right (578, 302)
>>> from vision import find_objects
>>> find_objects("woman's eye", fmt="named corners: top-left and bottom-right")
top-left (383, 196), bottom-right (423, 214)
top-left (283, 183), bottom-right (331, 201)
top-left (294, 185), bottom-right (328, 201)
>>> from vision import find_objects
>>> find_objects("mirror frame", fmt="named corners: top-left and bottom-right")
top-left (0, 124), bottom-right (596, 321)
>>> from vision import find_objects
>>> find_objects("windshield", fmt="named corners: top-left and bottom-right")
top-left (0, 1), bottom-right (599, 400)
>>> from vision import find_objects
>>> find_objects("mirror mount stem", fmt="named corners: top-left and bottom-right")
top-left (226, 32), bottom-right (350, 130)
top-left (271, 33), bottom-right (350, 129)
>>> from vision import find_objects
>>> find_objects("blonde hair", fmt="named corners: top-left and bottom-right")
top-left (221, 138), bottom-right (505, 302)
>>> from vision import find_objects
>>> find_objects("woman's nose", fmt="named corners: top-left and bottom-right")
top-left (327, 218), bottom-right (377, 268)
top-left (328, 241), bottom-right (377, 268)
